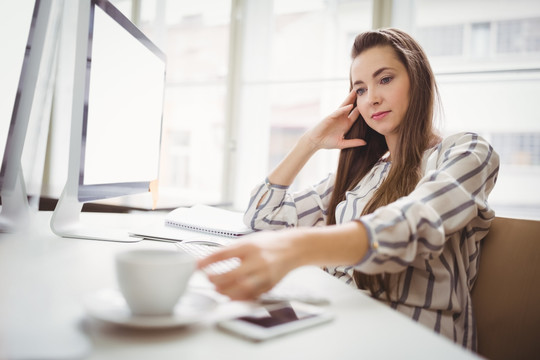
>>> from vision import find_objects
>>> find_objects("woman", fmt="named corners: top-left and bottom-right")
top-left (198, 28), bottom-right (499, 350)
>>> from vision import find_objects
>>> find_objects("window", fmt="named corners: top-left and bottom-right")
top-left (401, 0), bottom-right (540, 219)
top-left (491, 133), bottom-right (540, 166)
top-left (233, 0), bottom-right (373, 208)
top-left (497, 17), bottom-right (540, 54)
top-left (117, 0), bottom-right (232, 207)
top-left (416, 25), bottom-right (464, 57)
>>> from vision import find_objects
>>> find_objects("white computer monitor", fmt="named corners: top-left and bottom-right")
top-left (50, 0), bottom-right (166, 241)
top-left (0, 0), bottom-right (55, 232)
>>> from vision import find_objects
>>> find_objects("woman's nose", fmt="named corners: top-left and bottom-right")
top-left (368, 90), bottom-right (380, 106)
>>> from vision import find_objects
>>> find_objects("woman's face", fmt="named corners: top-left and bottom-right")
top-left (351, 45), bottom-right (410, 141)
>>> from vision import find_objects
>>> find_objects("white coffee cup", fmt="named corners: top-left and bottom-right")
top-left (115, 249), bottom-right (195, 316)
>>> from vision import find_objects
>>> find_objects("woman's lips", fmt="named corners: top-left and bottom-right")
top-left (371, 111), bottom-right (390, 120)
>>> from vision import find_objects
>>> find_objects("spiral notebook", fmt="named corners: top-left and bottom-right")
top-left (129, 205), bottom-right (253, 245)
top-left (164, 204), bottom-right (253, 238)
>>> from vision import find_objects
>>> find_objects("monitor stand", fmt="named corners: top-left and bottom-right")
top-left (0, 169), bottom-right (30, 233)
top-left (50, 187), bottom-right (141, 242)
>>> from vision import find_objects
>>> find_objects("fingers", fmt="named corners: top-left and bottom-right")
top-left (197, 244), bottom-right (272, 300)
top-left (331, 103), bottom-right (353, 120)
top-left (197, 245), bottom-right (245, 270)
top-left (210, 268), bottom-right (272, 300)
top-left (334, 105), bottom-right (365, 149)
top-left (337, 91), bottom-right (359, 120)
top-left (341, 138), bottom-right (367, 149)
top-left (348, 106), bottom-right (360, 121)
top-left (342, 104), bottom-right (354, 113)
top-left (207, 260), bottom-right (272, 300)
top-left (199, 239), bottom-right (289, 300)
top-left (339, 89), bottom-right (357, 107)
top-left (344, 106), bottom-right (367, 148)
top-left (204, 254), bottom-right (256, 288)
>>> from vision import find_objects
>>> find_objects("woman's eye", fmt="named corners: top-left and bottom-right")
top-left (355, 88), bottom-right (366, 96)
top-left (381, 76), bottom-right (392, 84)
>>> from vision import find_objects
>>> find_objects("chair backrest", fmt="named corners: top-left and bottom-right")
top-left (471, 216), bottom-right (540, 360)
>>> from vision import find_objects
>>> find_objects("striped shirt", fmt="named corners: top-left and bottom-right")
top-left (244, 132), bottom-right (500, 350)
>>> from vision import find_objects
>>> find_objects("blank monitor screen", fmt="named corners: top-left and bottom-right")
top-left (79, 0), bottom-right (165, 202)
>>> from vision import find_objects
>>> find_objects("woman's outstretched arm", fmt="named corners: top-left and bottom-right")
top-left (197, 220), bottom-right (369, 300)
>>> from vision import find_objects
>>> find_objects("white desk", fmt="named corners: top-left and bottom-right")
top-left (0, 211), bottom-right (479, 360)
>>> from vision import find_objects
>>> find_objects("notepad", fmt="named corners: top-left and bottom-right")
top-left (164, 204), bottom-right (253, 238)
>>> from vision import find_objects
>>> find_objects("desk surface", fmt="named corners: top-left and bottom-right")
top-left (0, 211), bottom-right (478, 360)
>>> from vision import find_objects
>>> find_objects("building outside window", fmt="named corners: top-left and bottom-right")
top-left (403, 0), bottom-right (540, 219)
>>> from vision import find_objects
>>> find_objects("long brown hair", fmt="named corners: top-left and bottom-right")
top-left (326, 28), bottom-right (440, 298)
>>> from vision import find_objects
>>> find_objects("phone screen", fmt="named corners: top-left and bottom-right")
top-left (237, 303), bottom-right (316, 328)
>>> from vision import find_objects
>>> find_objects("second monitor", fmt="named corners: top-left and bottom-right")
top-left (51, 0), bottom-right (166, 241)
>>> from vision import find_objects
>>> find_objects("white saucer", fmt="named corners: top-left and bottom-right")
top-left (84, 288), bottom-right (217, 329)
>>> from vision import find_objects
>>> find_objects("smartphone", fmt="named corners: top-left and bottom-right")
top-left (217, 301), bottom-right (334, 342)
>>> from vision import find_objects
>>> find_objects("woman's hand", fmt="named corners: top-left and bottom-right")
top-left (264, 90), bottom-right (366, 188)
top-left (304, 90), bottom-right (366, 151)
top-left (197, 230), bottom-right (302, 300)
top-left (197, 222), bottom-right (369, 300)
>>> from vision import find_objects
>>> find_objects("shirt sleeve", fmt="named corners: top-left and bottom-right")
top-left (243, 174), bottom-right (336, 230)
top-left (355, 132), bottom-right (500, 274)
